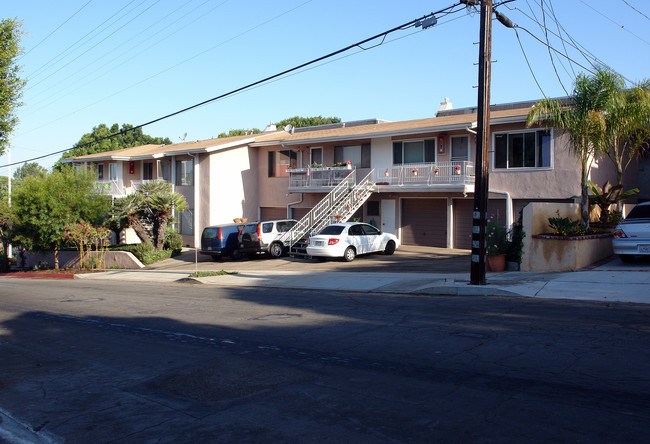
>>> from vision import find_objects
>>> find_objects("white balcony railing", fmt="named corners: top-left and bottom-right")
top-left (287, 166), bottom-right (353, 188)
top-left (94, 179), bottom-right (123, 196)
top-left (373, 161), bottom-right (474, 186)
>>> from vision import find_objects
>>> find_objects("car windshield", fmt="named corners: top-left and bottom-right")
top-left (319, 225), bottom-right (345, 235)
top-left (626, 204), bottom-right (650, 220)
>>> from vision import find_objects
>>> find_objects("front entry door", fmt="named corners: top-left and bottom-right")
top-left (381, 199), bottom-right (396, 235)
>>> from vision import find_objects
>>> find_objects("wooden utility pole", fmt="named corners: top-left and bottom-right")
top-left (470, 0), bottom-right (492, 285)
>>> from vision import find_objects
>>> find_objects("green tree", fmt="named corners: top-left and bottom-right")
top-left (114, 180), bottom-right (187, 250)
top-left (275, 116), bottom-right (341, 129)
top-left (12, 162), bottom-right (48, 181)
top-left (0, 18), bottom-right (26, 156)
top-left (11, 167), bottom-right (111, 269)
top-left (589, 70), bottom-right (650, 189)
top-left (55, 123), bottom-right (172, 169)
top-left (0, 197), bottom-right (13, 271)
top-left (217, 129), bottom-right (261, 138)
top-left (527, 70), bottom-right (615, 227)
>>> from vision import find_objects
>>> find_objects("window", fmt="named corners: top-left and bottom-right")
top-left (143, 162), bottom-right (153, 180)
top-left (158, 159), bottom-right (171, 181)
top-left (361, 224), bottom-right (380, 236)
top-left (451, 136), bottom-right (469, 161)
top-left (494, 129), bottom-right (552, 169)
top-left (366, 201), bottom-right (380, 216)
top-left (334, 144), bottom-right (370, 168)
top-left (310, 147), bottom-right (323, 166)
top-left (178, 209), bottom-right (193, 235)
top-left (109, 163), bottom-right (118, 181)
top-left (268, 150), bottom-right (297, 177)
top-left (392, 140), bottom-right (435, 164)
top-left (175, 159), bottom-right (194, 186)
top-left (97, 164), bottom-right (104, 181)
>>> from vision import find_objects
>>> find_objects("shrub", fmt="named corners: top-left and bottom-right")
top-left (163, 227), bottom-right (183, 253)
top-left (112, 242), bottom-right (173, 265)
top-left (548, 210), bottom-right (587, 236)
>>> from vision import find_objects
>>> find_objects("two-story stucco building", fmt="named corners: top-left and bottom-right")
top-left (65, 99), bottom-right (632, 249)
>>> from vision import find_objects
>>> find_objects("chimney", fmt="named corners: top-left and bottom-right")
top-left (263, 121), bottom-right (277, 132)
top-left (436, 98), bottom-right (453, 115)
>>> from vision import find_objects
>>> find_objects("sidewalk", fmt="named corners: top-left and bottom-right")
top-left (75, 257), bottom-right (650, 304)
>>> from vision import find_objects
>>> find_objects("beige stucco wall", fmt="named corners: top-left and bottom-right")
top-left (208, 146), bottom-right (257, 226)
top-left (521, 202), bottom-right (613, 271)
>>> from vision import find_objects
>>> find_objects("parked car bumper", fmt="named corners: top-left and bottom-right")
top-left (612, 238), bottom-right (650, 255)
top-left (306, 243), bottom-right (348, 258)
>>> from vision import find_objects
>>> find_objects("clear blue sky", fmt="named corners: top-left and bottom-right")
top-left (2, 0), bottom-right (649, 175)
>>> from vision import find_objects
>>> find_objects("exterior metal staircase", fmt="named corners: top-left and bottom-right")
top-left (278, 169), bottom-right (375, 257)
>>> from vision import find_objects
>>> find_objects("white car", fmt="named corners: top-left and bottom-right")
top-left (613, 202), bottom-right (650, 261)
top-left (306, 222), bottom-right (399, 262)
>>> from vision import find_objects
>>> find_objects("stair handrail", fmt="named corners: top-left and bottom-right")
top-left (279, 170), bottom-right (357, 246)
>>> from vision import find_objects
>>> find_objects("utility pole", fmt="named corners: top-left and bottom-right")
top-left (470, 0), bottom-right (492, 285)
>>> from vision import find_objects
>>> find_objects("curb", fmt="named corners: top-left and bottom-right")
top-left (0, 272), bottom-right (76, 279)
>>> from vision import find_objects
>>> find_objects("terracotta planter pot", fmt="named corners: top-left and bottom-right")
top-left (486, 254), bottom-right (506, 272)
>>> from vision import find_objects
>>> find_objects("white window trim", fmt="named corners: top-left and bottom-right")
top-left (491, 128), bottom-right (554, 171)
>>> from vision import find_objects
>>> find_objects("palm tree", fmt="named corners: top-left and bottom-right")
top-left (113, 193), bottom-right (152, 246)
top-left (526, 68), bottom-right (616, 228)
top-left (592, 72), bottom-right (650, 194)
top-left (138, 181), bottom-right (187, 250)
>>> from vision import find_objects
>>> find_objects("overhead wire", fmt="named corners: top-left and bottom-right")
top-left (22, 0), bottom-right (221, 112)
top-left (19, 0), bottom-right (95, 60)
top-left (1, 3), bottom-right (464, 169)
top-left (577, 0), bottom-right (650, 46)
top-left (25, 0), bottom-right (142, 82)
top-left (621, 0), bottom-right (650, 21)
top-left (17, 0), bottom-right (316, 137)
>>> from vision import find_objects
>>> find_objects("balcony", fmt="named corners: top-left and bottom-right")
top-left (94, 179), bottom-right (171, 197)
top-left (287, 162), bottom-right (474, 191)
top-left (287, 166), bottom-right (354, 190)
top-left (373, 161), bottom-right (474, 187)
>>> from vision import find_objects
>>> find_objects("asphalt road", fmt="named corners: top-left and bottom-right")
top-left (1, 279), bottom-right (649, 443)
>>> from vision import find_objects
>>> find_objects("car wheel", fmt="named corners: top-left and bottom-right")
top-left (230, 249), bottom-right (242, 260)
top-left (269, 242), bottom-right (284, 258)
top-left (620, 254), bottom-right (635, 262)
top-left (384, 240), bottom-right (396, 255)
top-left (343, 246), bottom-right (356, 262)
top-left (211, 254), bottom-right (222, 261)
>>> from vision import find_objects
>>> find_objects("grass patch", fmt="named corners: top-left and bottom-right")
top-left (189, 270), bottom-right (239, 278)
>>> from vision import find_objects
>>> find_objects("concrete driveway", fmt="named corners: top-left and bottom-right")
top-left (146, 245), bottom-right (473, 274)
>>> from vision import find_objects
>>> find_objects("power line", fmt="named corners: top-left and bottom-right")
top-left (19, 0), bottom-right (95, 60)
top-left (21, 0), bottom-right (221, 114)
top-left (577, 0), bottom-right (650, 46)
top-left (1, 3), bottom-right (463, 169)
top-left (514, 28), bottom-right (547, 97)
top-left (25, 0), bottom-right (144, 82)
top-left (622, 0), bottom-right (650, 21)
top-left (17, 0), bottom-right (315, 137)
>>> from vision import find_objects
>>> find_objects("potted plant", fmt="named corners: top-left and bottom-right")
top-left (434, 166), bottom-right (440, 176)
top-left (486, 216), bottom-right (508, 271)
top-left (454, 165), bottom-right (461, 175)
top-left (412, 168), bottom-right (418, 176)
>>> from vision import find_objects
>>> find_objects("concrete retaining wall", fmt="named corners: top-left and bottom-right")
top-left (22, 250), bottom-right (144, 270)
top-left (521, 202), bottom-right (613, 271)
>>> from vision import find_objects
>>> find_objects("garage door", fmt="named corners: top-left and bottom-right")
top-left (292, 207), bottom-right (310, 220)
top-left (260, 207), bottom-right (287, 221)
top-left (453, 199), bottom-right (473, 250)
top-left (401, 199), bottom-right (447, 247)
top-left (453, 199), bottom-right (508, 250)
